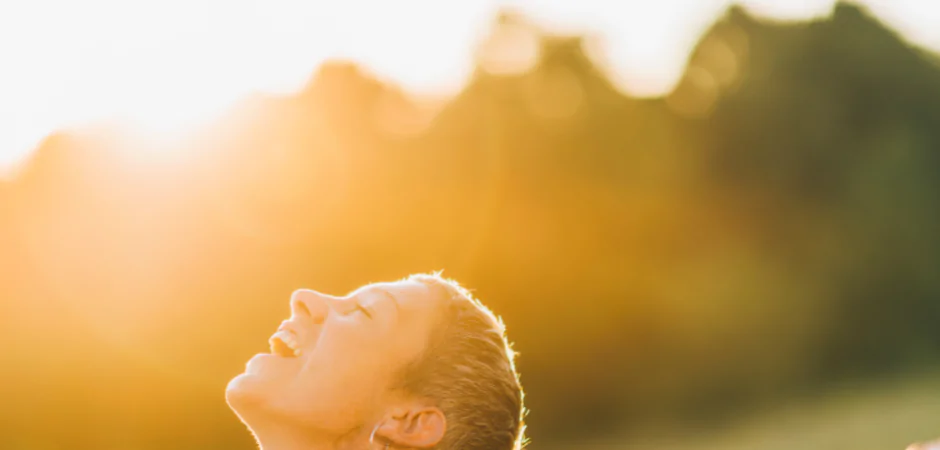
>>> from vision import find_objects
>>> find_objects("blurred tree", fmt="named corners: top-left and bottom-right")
top-left (2, 2), bottom-right (940, 447)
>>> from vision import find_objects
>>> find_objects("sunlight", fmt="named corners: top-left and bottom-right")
top-left (4, 1), bottom-right (940, 448)
top-left (1, 0), bottom-right (939, 178)
top-left (114, 89), bottom-right (238, 146)
top-left (0, 0), bottom-right (496, 176)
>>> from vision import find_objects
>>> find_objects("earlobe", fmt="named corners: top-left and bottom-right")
top-left (375, 406), bottom-right (446, 449)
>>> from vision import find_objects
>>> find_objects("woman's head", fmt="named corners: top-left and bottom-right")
top-left (226, 273), bottom-right (525, 450)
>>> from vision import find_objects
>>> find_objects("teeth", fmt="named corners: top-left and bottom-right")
top-left (269, 329), bottom-right (302, 357)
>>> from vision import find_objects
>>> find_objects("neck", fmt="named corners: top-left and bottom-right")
top-left (251, 423), bottom-right (367, 450)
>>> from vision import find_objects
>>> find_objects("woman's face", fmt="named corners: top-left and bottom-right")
top-left (226, 279), bottom-right (444, 436)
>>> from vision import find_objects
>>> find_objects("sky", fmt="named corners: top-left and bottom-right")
top-left (1, 0), bottom-right (939, 175)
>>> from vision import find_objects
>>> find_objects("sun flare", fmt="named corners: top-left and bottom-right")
top-left (114, 91), bottom-right (239, 145)
top-left (2, 0), bottom-right (939, 178)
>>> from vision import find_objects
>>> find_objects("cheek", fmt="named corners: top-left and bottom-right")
top-left (277, 353), bottom-right (393, 429)
top-left (292, 336), bottom-right (398, 400)
top-left (283, 321), bottom-right (408, 403)
top-left (301, 344), bottom-right (397, 394)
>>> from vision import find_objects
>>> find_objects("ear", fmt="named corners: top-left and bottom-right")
top-left (374, 405), bottom-right (446, 449)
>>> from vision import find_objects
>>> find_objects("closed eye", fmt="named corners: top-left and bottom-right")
top-left (355, 303), bottom-right (373, 319)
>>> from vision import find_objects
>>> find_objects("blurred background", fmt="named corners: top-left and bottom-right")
top-left (2, 1), bottom-right (940, 449)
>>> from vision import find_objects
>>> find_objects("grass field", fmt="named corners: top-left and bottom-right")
top-left (545, 370), bottom-right (940, 450)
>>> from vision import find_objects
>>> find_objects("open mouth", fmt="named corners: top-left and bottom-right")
top-left (269, 329), bottom-right (302, 357)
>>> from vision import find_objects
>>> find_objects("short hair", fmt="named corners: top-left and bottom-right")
top-left (394, 272), bottom-right (526, 450)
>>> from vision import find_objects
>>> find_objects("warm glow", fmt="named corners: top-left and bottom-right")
top-left (2, 0), bottom-right (940, 176)
top-left (3, 0), bottom-right (940, 448)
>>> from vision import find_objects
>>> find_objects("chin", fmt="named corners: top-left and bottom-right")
top-left (227, 373), bottom-right (290, 430)
top-left (226, 374), bottom-right (265, 409)
top-left (228, 352), bottom-right (302, 403)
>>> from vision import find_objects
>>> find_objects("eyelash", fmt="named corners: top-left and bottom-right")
top-left (355, 303), bottom-right (373, 319)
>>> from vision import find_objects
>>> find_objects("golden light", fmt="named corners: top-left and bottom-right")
top-left (2, 0), bottom-right (939, 179)
top-left (0, 0), bottom-right (495, 178)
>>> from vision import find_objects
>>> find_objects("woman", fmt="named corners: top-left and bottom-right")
top-left (226, 272), bottom-right (526, 449)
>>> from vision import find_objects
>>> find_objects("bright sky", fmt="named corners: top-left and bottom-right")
top-left (1, 0), bottom-right (939, 176)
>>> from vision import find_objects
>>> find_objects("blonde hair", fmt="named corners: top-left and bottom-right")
top-left (395, 272), bottom-right (527, 450)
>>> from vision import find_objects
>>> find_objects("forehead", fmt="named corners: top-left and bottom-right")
top-left (367, 280), bottom-right (449, 356)
top-left (357, 279), bottom-right (444, 314)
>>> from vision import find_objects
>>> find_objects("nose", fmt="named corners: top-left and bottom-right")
top-left (290, 289), bottom-right (339, 324)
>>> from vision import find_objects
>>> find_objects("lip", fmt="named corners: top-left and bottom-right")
top-left (277, 320), bottom-right (296, 333)
top-left (270, 319), bottom-right (318, 355)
